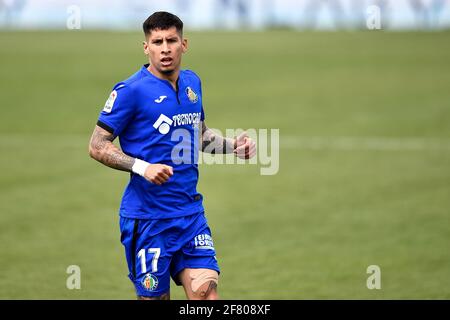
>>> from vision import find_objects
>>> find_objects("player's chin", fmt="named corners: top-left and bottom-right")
top-left (159, 62), bottom-right (178, 74)
top-left (160, 66), bottom-right (176, 75)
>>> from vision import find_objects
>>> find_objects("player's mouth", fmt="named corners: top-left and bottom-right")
top-left (161, 57), bottom-right (173, 67)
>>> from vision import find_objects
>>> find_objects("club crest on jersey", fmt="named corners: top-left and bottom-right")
top-left (185, 87), bottom-right (198, 103)
top-left (103, 90), bottom-right (117, 113)
top-left (142, 273), bottom-right (158, 291)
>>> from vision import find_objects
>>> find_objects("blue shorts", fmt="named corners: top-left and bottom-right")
top-left (119, 211), bottom-right (220, 297)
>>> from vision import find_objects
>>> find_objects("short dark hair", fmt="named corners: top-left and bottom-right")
top-left (143, 11), bottom-right (183, 37)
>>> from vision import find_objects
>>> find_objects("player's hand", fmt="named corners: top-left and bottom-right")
top-left (233, 131), bottom-right (256, 159)
top-left (143, 164), bottom-right (173, 185)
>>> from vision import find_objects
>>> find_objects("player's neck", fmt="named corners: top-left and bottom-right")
top-left (147, 65), bottom-right (179, 91)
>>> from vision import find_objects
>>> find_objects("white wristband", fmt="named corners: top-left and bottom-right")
top-left (132, 158), bottom-right (150, 176)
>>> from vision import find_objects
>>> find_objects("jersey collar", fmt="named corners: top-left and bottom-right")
top-left (142, 64), bottom-right (183, 92)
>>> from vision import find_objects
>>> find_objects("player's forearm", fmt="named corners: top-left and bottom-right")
top-left (92, 143), bottom-right (135, 172)
top-left (201, 126), bottom-right (236, 154)
top-left (89, 126), bottom-right (135, 172)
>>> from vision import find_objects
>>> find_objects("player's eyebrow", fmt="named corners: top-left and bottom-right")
top-left (151, 36), bottom-right (178, 43)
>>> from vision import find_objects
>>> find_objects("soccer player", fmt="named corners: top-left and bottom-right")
top-left (88, 11), bottom-right (256, 300)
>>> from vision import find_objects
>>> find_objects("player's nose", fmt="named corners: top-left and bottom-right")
top-left (162, 40), bottom-right (170, 53)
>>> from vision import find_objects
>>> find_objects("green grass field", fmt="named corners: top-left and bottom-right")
top-left (0, 30), bottom-right (449, 299)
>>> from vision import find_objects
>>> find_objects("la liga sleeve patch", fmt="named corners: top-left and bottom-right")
top-left (103, 90), bottom-right (117, 113)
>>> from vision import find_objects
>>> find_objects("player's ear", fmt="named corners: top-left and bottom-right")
top-left (182, 38), bottom-right (188, 54)
top-left (143, 41), bottom-right (149, 55)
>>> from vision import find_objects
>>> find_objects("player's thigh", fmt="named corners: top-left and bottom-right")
top-left (179, 268), bottom-right (219, 300)
top-left (176, 213), bottom-right (220, 299)
top-left (120, 217), bottom-right (172, 298)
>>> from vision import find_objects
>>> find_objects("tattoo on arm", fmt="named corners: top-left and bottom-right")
top-left (201, 122), bottom-right (235, 154)
top-left (89, 126), bottom-right (135, 172)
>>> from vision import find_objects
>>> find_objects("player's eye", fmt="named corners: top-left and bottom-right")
top-left (152, 40), bottom-right (163, 45)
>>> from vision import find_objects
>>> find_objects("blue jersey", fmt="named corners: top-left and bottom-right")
top-left (97, 64), bottom-right (205, 219)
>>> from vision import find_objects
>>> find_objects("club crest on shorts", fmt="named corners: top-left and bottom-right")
top-left (142, 273), bottom-right (158, 291)
top-left (185, 86), bottom-right (198, 103)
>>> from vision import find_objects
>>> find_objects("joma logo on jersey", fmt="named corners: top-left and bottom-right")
top-left (153, 113), bottom-right (201, 135)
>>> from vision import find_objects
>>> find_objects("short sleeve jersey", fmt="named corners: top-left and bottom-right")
top-left (97, 64), bottom-right (205, 219)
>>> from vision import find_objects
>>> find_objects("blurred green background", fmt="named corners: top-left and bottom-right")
top-left (0, 30), bottom-right (449, 299)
